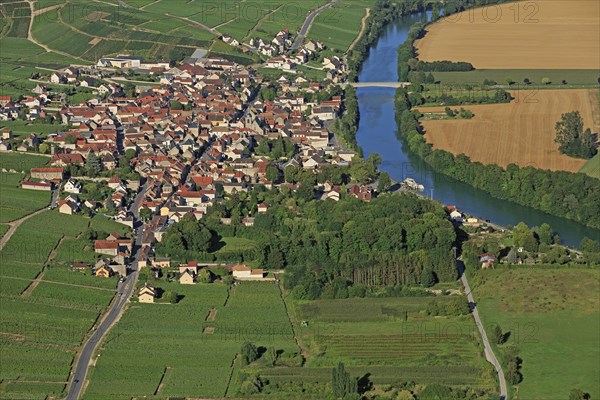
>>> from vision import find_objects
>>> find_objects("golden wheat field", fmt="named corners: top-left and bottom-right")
top-left (414, 0), bottom-right (600, 69)
top-left (419, 89), bottom-right (599, 172)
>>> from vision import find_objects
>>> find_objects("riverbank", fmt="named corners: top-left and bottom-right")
top-left (354, 11), bottom-right (600, 247)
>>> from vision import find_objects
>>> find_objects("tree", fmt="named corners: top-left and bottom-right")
top-left (555, 111), bottom-right (597, 159)
top-left (38, 143), bottom-right (50, 154)
top-left (492, 324), bottom-right (504, 344)
top-left (506, 248), bottom-right (518, 264)
top-left (139, 207), bottom-right (153, 222)
top-left (421, 268), bottom-right (436, 288)
top-left (265, 164), bottom-right (280, 183)
top-left (170, 101), bottom-right (183, 110)
top-left (241, 342), bottom-right (258, 366)
top-left (332, 363), bottom-right (358, 399)
top-left (541, 77), bottom-right (551, 85)
top-left (444, 106), bottom-right (455, 117)
top-left (85, 151), bottom-right (102, 176)
top-left (198, 269), bottom-right (212, 283)
top-left (165, 291), bottom-right (179, 304)
top-left (377, 172), bottom-right (391, 193)
top-left (537, 223), bottom-right (553, 245)
top-left (505, 77), bottom-right (514, 86)
top-left (569, 388), bottom-right (589, 400)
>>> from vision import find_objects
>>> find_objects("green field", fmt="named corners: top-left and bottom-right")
top-left (0, 152), bottom-right (49, 171)
top-left (0, 173), bottom-right (50, 222)
top-left (0, 211), bottom-right (127, 400)
top-left (84, 282), bottom-right (298, 399)
top-left (0, 223), bottom-right (9, 238)
top-left (258, 294), bottom-right (498, 397)
top-left (0, 120), bottom-right (68, 138)
top-left (309, 0), bottom-right (375, 51)
top-left (433, 69), bottom-right (600, 88)
top-left (471, 267), bottom-right (600, 399)
top-left (580, 153), bottom-right (600, 179)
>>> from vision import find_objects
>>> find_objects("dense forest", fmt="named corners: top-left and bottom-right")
top-left (157, 186), bottom-right (458, 298)
top-left (395, 88), bottom-right (600, 229)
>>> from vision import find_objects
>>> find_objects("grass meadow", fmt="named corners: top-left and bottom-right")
top-left (580, 153), bottom-right (600, 179)
top-left (470, 267), bottom-right (600, 399)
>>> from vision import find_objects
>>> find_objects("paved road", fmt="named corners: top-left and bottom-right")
top-left (66, 183), bottom-right (147, 400)
top-left (458, 259), bottom-right (508, 400)
top-left (291, 0), bottom-right (341, 50)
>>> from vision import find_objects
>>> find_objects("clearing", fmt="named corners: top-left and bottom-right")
top-left (420, 89), bottom-right (599, 172)
top-left (471, 267), bottom-right (600, 399)
top-left (414, 0), bottom-right (600, 69)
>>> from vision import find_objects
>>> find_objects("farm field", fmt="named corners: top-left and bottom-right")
top-left (471, 267), bottom-right (600, 399)
top-left (433, 69), bottom-right (600, 87)
top-left (0, 120), bottom-right (70, 138)
top-left (309, 0), bottom-right (376, 51)
top-left (420, 89), bottom-right (599, 172)
top-left (0, 173), bottom-right (50, 222)
top-left (414, 0), bottom-right (600, 69)
top-left (0, 152), bottom-right (49, 171)
top-left (0, 211), bottom-right (125, 400)
top-left (84, 282), bottom-right (298, 399)
top-left (580, 153), bottom-right (600, 179)
top-left (274, 295), bottom-right (497, 395)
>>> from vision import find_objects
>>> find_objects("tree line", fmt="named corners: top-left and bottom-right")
top-left (395, 87), bottom-right (600, 229)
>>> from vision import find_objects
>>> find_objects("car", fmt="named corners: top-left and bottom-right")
top-left (119, 277), bottom-right (125, 283)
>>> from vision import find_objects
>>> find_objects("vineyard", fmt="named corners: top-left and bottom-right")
top-left (280, 295), bottom-right (496, 392)
top-left (84, 282), bottom-right (298, 399)
top-left (0, 212), bottom-right (128, 400)
top-left (0, 173), bottom-right (51, 222)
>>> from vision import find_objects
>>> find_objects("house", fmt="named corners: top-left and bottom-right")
top-left (257, 203), bottom-right (269, 213)
top-left (95, 265), bottom-right (113, 278)
top-left (64, 179), bottom-right (81, 194)
top-left (449, 210), bottom-right (463, 222)
top-left (138, 283), bottom-right (156, 303)
top-left (58, 200), bottom-right (78, 215)
top-left (179, 261), bottom-right (199, 274)
top-left (480, 253), bottom-right (496, 269)
top-left (151, 257), bottom-right (171, 268)
top-left (21, 181), bottom-right (53, 191)
top-left (179, 269), bottom-right (196, 285)
top-left (31, 167), bottom-right (64, 181)
top-left (231, 264), bottom-right (266, 280)
top-left (94, 240), bottom-right (119, 256)
top-left (72, 262), bottom-right (91, 271)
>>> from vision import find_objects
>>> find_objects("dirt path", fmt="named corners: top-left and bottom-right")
top-left (165, 13), bottom-right (220, 36)
top-left (20, 235), bottom-right (65, 298)
top-left (348, 8), bottom-right (370, 52)
top-left (242, 4), bottom-right (284, 41)
top-left (0, 275), bottom-right (115, 291)
top-left (25, 1), bottom-right (86, 61)
top-left (0, 208), bottom-right (47, 252)
top-left (31, 3), bottom-right (62, 17)
top-left (277, 280), bottom-right (309, 359)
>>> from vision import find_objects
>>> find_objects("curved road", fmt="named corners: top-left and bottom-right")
top-left (66, 183), bottom-right (146, 400)
top-left (291, 0), bottom-right (341, 50)
top-left (458, 259), bottom-right (508, 400)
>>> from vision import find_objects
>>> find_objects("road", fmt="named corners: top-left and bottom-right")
top-left (65, 182), bottom-right (147, 400)
top-left (458, 259), bottom-right (508, 400)
top-left (291, 0), bottom-right (341, 50)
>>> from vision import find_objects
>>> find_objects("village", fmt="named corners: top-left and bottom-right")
top-left (0, 34), bottom-right (387, 304)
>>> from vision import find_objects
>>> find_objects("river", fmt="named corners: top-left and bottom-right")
top-left (355, 12), bottom-right (600, 247)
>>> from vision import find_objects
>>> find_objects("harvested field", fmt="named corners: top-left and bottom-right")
top-left (420, 89), bottom-right (599, 172)
top-left (415, 0), bottom-right (600, 69)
